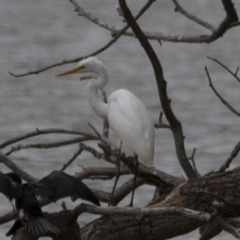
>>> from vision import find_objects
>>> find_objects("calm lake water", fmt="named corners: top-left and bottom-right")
top-left (0, 0), bottom-right (239, 239)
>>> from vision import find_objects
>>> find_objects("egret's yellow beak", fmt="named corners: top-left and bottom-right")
top-left (55, 65), bottom-right (84, 77)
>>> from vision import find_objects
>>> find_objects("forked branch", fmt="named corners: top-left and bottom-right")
top-left (119, 0), bottom-right (196, 179)
top-left (205, 66), bottom-right (240, 117)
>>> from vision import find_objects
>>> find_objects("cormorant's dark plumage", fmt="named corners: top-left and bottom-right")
top-left (38, 171), bottom-right (100, 206)
top-left (0, 170), bottom-right (100, 237)
top-left (0, 171), bottom-right (59, 237)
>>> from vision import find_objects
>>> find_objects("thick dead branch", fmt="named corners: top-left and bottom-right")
top-left (5, 169), bottom-right (240, 240)
top-left (221, 0), bottom-right (239, 22)
top-left (199, 223), bottom-right (222, 240)
top-left (79, 204), bottom-right (240, 240)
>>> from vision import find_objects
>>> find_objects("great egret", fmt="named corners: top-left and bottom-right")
top-left (56, 57), bottom-right (155, 206)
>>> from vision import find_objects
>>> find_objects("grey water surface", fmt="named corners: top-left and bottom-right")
top-left (0, 0), bottom-right (239, 239)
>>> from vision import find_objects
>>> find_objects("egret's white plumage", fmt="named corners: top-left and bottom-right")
top-left (108, 89), bottom-right (154, 165)
top-left (56, 57), bottom-right (155, 206)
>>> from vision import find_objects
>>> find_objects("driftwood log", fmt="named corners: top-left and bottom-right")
top-left (11, 168), bottom-right (240, 240)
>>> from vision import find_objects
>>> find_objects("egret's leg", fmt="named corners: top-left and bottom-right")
top-left (128, 154), bottom-right (139, 207)
top-left (108, 141), bottom-right (122, 207)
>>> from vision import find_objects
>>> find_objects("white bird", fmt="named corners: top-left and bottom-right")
top-left (56, 57), bottom-right (155, 206)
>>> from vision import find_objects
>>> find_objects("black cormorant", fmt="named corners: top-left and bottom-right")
top-left (0, 170), bottom-right (100, 237)
top-left (0, 171), bottom-right (59, 236)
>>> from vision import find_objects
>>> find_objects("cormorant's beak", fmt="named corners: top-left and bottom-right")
top-left (55, 65), bottom-right (84, 77)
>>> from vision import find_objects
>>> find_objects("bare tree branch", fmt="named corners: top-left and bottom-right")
top-left (9, 1), bottom-right (239, 78)
top-left (0, 210), bottom-right (17, 225)
top-left (218, 141), bottom-right (240, 172)
top-left (172, 0), bottom-right (215, 31)
top-left (188, 148), bottom-right (200, 177)
top-left (69, 0), bottom-right (116, 32)
top-left (60, 146), bottom-right (83, 172)
top-left (110, 177), bottom-right (145, 206)
top-left (221, 0), bottom-right (239, 22)
top-left (119, 0), bottom-right (196, 179)
top-left (9, 0), bottom-right (153, 78)
top-left (0, 128), bottom-right (97, 149)
top-left (89, 178), bottom-right (145, 205)
top-left (0, 151), bottom-right (37, 182)
top-left (217, 217), bottom-right (240, 239)
top-left (207, 56), bottom-right (240, 83)
top-left (4, 137), bottom-right (93, 156)
top-left (205, 66), bottom-right (240, 117)
top-left (75, 167), bottom-right (131, 180)
top-left (73, 201), bottom-right (240, 240)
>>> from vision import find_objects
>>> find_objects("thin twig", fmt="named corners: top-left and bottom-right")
top-left (60, 146), bottom-right (83, 172)
top-left (80, 142), bottom-right (108, 161)
top-left (4, 137), bottom-right (92, 156)
top-left (9, 0), bottom-right (153, 78)
top-left (111, 177), bottom-right (145, 206)
top-left (154, 123), bottom-right (171, 129)
top-left (218, 141), bottom-right (240, 172)
top-left (205, 66), bottom-right (240, 117)
top-left (75, 167), bottom-right (131, 180)
top-left (207, 56), bottom-right (240, 83)
top-left (0, 151), bottom-right (37, 183)
top-left (0, 128), bottom-right (97, 149)
top-left (172, 0), bottom-right (215, 31)
top-left (69, 0), bottom-right (116, 32)
top-left (155, 111), bottom-right (171, 129)
top-left (188, 148), bottom-right (200, 177)
top-left (88, 123), bottom-right (104, 142)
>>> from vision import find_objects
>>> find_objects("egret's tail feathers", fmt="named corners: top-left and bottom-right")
top-left (6, 218), bottom-right (23, 236)
top-left (27, 217), bottom-right (59, 236)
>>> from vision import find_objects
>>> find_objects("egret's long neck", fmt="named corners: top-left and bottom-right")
top-left (86, 70), bottom-right (108, 121)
